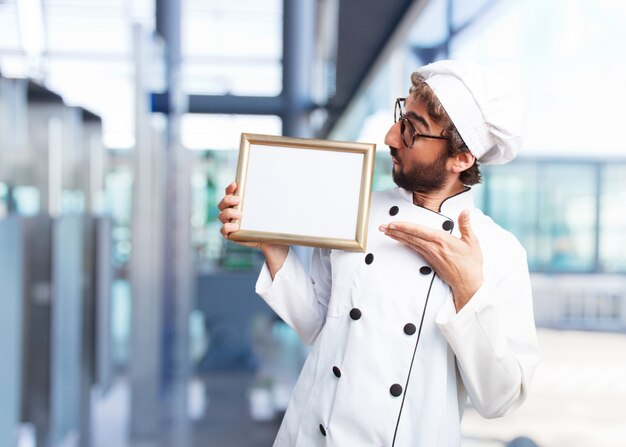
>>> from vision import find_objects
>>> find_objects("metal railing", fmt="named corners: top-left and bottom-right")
top-left (532, 274), bottom-right (626, 331)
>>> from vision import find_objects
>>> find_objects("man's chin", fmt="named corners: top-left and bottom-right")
top-left (392, 171), bottom-right (405, 189)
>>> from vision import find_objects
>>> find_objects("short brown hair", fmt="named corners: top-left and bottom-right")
top-left (408, 72), bottom-right (482, 185)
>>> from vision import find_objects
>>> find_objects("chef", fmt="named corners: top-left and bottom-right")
top-left (218, 60), bottom-right (539, 446)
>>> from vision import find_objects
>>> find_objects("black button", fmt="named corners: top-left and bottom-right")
top-left (419, 266), bottom-right (432, 275)
top-left (404, 323), bottom-right (416, 335)
top-left (365, 253), bottom-right (374, 264)
top-left (333, 366), bottom-right (341, 378)
top-left (389, 205), bottom-right (399, 216)
top-left (442, 220), bottom-right (454, 231)
top-left (319, 424), bottom-right (326, 436)
top-left (390, 384), bottom-right (403, 397)
top-left (350, 308), bottom-right (362, 320)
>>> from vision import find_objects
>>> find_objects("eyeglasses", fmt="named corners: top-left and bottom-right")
top-left (394, 98), bottom-right (448, 148)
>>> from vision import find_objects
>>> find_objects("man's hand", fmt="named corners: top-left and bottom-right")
top-left (217, 181), bottom-right (253, 245)
top-left (379, 209), bottom-right (483, 312)
top-left (217, 182), bottom-right (288, 278)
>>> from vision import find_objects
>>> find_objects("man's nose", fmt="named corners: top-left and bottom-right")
top-left (384, 121), bottom-right (403, 149)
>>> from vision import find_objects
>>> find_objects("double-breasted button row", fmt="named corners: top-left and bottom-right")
top-left (365, 204), bottom-right (400, 267)
top-left (357, 204), bottom-right (438, 406)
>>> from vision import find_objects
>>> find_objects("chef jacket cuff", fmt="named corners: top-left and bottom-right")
top-left (435, 281), bottom-right (493, 333)
top-left (255, 247), bottom-right (299, 299)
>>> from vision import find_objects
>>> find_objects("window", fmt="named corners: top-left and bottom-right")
top-left (484, 162), bottom-right (600, 273)
top-left (599, 164), bottom-right (626, 272)
top-left (182, 0), bottom-right (282, 96)
top-left (484, 162), bottom-right (540, 269)
top-left (536, 164), bottom-right (597, 272)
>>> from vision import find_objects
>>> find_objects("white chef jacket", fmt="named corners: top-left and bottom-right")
top-left (255, 186), bottom-right (539, 447)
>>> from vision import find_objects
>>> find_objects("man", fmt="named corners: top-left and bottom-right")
top-left (218, 60), bottom-right (539, 446)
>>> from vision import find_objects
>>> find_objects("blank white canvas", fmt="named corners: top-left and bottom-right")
top-left (240, 144), bottom-right (364, 239)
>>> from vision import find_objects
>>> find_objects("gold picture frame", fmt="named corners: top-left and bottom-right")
top-left (229, 133), bottom-right (376, 252)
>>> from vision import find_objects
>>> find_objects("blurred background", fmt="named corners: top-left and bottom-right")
top-left (1, 0), bottom-right (625, 446)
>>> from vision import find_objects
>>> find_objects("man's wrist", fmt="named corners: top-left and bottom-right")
top-left (260, 244), bottom-right (290, 280)
top-left (452, 279), bottom-right (483, 312)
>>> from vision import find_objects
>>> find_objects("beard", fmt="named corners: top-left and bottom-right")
top-left (391, 147), bottom-right (449, 194)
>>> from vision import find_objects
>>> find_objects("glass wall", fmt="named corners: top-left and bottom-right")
top-left (483, 162), bottom-right (600, 273)
top-left (482, 162), bottom-right (541, 269)
top-left (599, 164), bottom-right (626, 272)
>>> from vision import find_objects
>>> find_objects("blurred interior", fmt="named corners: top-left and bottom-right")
top-left (1, 0), bottom-right (626, 446)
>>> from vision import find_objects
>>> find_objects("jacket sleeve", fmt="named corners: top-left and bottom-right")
top-left (255, 247), bottom-right (332, 345)
top-left (435, 241), bottom-right (539, 418)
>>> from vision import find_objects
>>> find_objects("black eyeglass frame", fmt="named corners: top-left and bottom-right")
top-left (394, 97), bottom-right (449, 148)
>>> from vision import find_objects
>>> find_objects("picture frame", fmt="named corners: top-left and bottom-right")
top-left (229, 133), bottom-right (376, 252)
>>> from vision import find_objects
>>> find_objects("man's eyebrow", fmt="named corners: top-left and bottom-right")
top-left (405, 111), bottom-right (430, 131)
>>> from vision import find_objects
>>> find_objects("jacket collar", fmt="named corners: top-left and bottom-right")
top-left (395, 186), bottom-right (475, 219)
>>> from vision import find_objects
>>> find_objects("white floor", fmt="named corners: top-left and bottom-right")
top-left (461, 329), bottom-right (626, 447)
top-left (88, 329), bottom-right (626, 447)
top-left (91, 380), bottom-right (130, 447)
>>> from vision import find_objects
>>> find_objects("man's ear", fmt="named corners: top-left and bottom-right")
top-left (448, 151), bottom-right (476, 174)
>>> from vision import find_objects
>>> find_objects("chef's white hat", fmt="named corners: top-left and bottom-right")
top-left (417, 60), bottom-right (524, 165)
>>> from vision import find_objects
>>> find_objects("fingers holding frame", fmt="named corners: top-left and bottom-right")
top-left (220, 221), bottom-right (241, 238)
top-left (218, 181), bottom-right (243, 239)
top-left (218, 191), bottom-right (241, 212)
top-left (225, 181), bottom-right (237, 195)
top-left (218, 207), bottom-right (242, 224)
